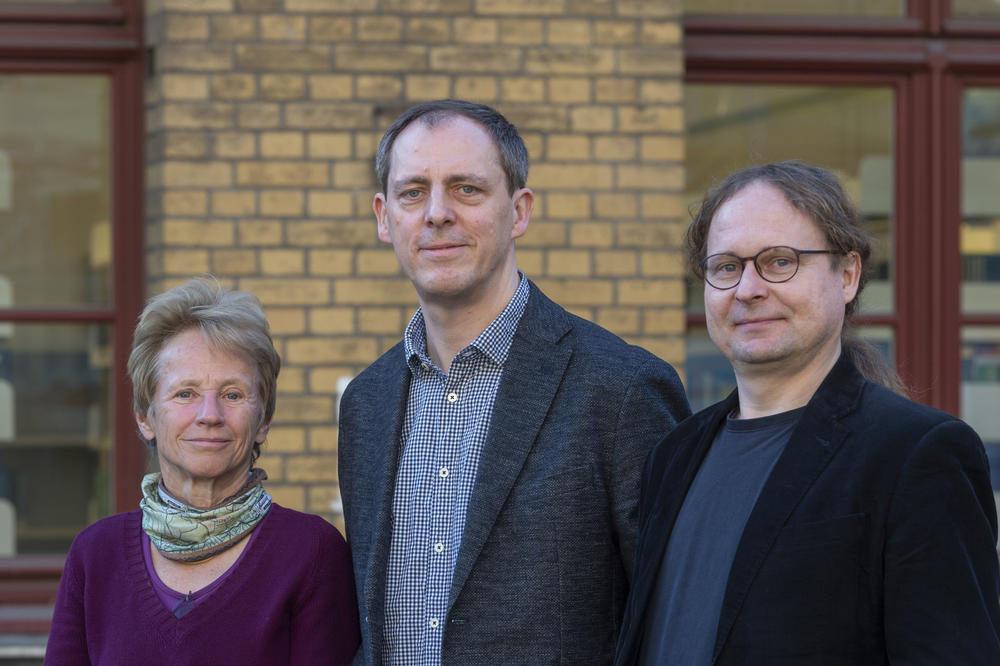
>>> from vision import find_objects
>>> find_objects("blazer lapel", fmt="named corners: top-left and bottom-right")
top-left (447, 285), bottom-right (572, 610)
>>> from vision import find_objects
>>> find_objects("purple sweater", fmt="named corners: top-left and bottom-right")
top-left (45, 504), bottom-right (360, 665)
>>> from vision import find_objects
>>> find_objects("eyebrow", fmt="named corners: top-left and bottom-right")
top-left (390, 173), bottom-right (492, 194)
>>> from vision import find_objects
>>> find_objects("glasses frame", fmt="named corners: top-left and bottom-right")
top-left (698, 246), bottom-right (844, 290)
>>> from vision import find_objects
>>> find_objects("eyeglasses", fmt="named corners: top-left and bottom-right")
top-left (698, 246), bottom-right (844, 290)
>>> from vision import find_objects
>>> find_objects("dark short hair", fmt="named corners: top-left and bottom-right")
top-left (127, 276), bottom-right (281, 462)
top-left (374, 99), bottom-right (529, 195)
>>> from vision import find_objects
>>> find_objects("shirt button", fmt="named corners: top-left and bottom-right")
top-left (439, 467), bottom-right (449, 479)
top-left (446, 392), bottom-right (458, 403)
top-left (434, 542), bottom-right (445, 554)
top-left (429, 618), bottom-right (440, 629)
top-left (421, 363), bottom-right (430, 372)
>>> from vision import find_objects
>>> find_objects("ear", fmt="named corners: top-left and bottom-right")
top-left (510, 187), bottom-right (533, 240)
top-left (135, 410), bottom-right (155, 441)
top-left (841, 250), bottom-right (862, 304)
top-left (374, 193), bottom-right (391, 244)
top-left (254, 418), bottom-right (271, 445)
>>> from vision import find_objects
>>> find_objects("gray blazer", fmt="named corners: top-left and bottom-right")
top-left (338, 282), bottom-right (690, 665)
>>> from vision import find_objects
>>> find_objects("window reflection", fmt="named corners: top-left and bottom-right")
top-left (961, 328), bottom-right (1000, 517)
top-left (962, 88), bottom-right (1000, 314)
top-left (685, 0), bottom-right (904, 16)
top-left (953, 0), bottom-right (1000, 17)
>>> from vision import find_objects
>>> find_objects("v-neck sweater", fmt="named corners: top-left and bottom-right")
top-left (45, 504), bottom-right (360, 665)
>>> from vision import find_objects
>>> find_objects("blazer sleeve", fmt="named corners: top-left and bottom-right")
top-left (883, 418), bottom-right (1000, 663)
top-left (609, 356), bottom-right (690, 579)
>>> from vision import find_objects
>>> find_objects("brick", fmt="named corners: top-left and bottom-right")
top-left (454, 76), bottom-right (498, 101)
top-left (310, 17), bottom-right (353, 41)
top-left (595, 77), bottom-right (636, 103)
top-left (163, 219), bottom-right (235, 246)
top-left (235, 44), bottom-right (331, 71)
top-left (278, 398), bottom-right (335, 426)
top-left (308, 426), bottom-right (341, 452)
top-left (308, 191), bottom-right (353, 217)
top-left (238, 278), bottom-right (330, 305)
top-left (643, 308), bottom-right (684, 335)
top-left (641, 193), bottom-right (685, 220)
top-left (525, 47), bottom-right (614, 74)
top-left (212, 15), bottom-right (256, 41)
top-left (333, 279), bottom-right (416, 305)
top-left (237, 162), bottom-right (329, 187)
top-left (618, 279), bottom-right (683, 306)
top-left (548, 19), bottom-right (590, 45)
top-left (162, 190), bottom-right (207, 216)
top-left (237, 103), bottom-right (281, 129)
top-left (337, 44), bottom-right (427, 72)
top-left (285, 103), bottom-right (372, 129)
top-left (358, 307), bottom-right (403, 334)
top-left (163, 248), bottom-right (210, 274)
top-left (261, 74), bottom-right (305, 100)
top-left (620, 106), bottom-right (683, 133)
top-left (309, 74), bottom-right (353, 100)
top-left (570, 106), bottom-right (614, 132)
top-left (239, 220), bottom-right (284, 245)
top-left (382, 0), bottom-right (470, 11)
top-left (405, 75), bottom-right (451, 101)
top-left (407, 18), bottom-right (450, 42)
top-left (616, 164), bottom-right (683, 190)
top-left (357, 249), bottom-right (401, 275)
top-left (211, 73), bottom-right (256, 100)
top-left (500, 18), bottom-right (544, 45)
top-left (639, 79), bottom-right (683, 104)
top-left (430, 46), bottom-right (520, 73)
top-left (214, 132), bottom-right (256, 158)
top-left (455, 18), bottom-right (498, 43)
top-left (260, 15), bottom-right (306, 41)
top-left (164, 15), bottom-right (209, 41)
top-left (641, 135), bottom-right (683, 162)
top-left (162, 161), bottom-right (232, 187)
top-left (260, 132), bottom-right (305, 158)
top-left (333, 161), bottom-right (375, 188)
top-left (309, 307), bottom-right (355, 334)
top-left (516, 248), bottom-right (543, 275)
top-left (356, 75), bottom-right (403, 100)
top-left (260, 191), bottom-right (304, 217)
top-left (618, 221), bottom-right (677, 248)
top-left (278, 366), bottom-right (305, 394)
top-left (162, 103), bottom-right (233, 129)
top-left (477, 0), bottom-right (564, 14)
top-left (569, 221), bottom-right (613, 247)
top-left (212, 190), bottom-right (256, 216)
top-left (530, 164), bottom-right (613, 189)
top-left (518, 220), bottom-right (567, 247)
top-left (265, 426), bottom-right (306, 453)
top-left (618, 0), bottom-right (682, 18)
top-left (641, 250), bottom-right (684, 277)
top-left (547, 249), bottom-right (590, 277)
top-left (310, 249), bottom-right (354, 276)
top-left (162, 74), bottom-right (209, 100)
top-left (159, 44), bottom-right (233, 71)
top-left (596, 307), bottom-right (640, 333)
top-left (286, 337), bottom-right (379, 363)
top-left (287, 0), bottom-right (375, 9)
top-left (307, 132), bottom-right (353, 159)
top-left (212, 248), bottom-right (258, 274)
top-left (549, 77), bottom-right (590, 103)
top-left (641, 20), bottom-right (681, 46)
top-left (595, 250), bottom-right (638, 276)
top-left (533, 278), bottom-right (613, 305)
top-left (619, 48), bottom-right (683, 75)
top-left (267, 486), bottom-right (306, 510)
top-left (503, 106), bottom-right (567, 131)
top-left (591, 138), bottom-right (637, 165)
top-left (595, 192), bottom-right (637, 218)
top-left (594, 20), bottom-right (636, 45)
top-left (289, 221), bottom-right (375, 246)
top-left (547, 134), bottom-right (589, 160)
top-left (264, 307), bottom-right (306, 334)
top-left (256, 454), bottom-right (283, 480)
top-left (260, 248), bottom-right (305, 273)
top-left (502, 77), bottom-right (545, 103)
top-left (307, 485), bottom-right (342, 518)
top-left (568, 0), bottom-right (614, 14)
top-left (633, 337), bottom-right (684, 366)
top-left (358, 16), bottom-right (403, 41)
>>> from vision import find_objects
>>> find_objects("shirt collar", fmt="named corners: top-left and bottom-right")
top-left (404, 273), bottom-right (530, 373)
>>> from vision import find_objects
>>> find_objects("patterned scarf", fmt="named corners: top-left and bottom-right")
top-left (140, 468), bottom-right (272, 563)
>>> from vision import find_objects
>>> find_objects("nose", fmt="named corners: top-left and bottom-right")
top-left (733, 259), bottom-right (768, 302)
top-left (196, 394), bottom-right (225, 425)
top-left (424, 186), bottom-right (453, 227)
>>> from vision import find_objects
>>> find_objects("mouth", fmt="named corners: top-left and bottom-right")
top-left (419, 242), bottom-right (466, 257)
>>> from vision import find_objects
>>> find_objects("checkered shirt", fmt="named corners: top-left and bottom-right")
top-left (383, 274), bottom-right (529, 666)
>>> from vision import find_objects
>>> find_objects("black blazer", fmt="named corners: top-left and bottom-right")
top-left (339, 282), bottom-right (691, 665)
top-left (616, 354), bottom-right (1000, 665)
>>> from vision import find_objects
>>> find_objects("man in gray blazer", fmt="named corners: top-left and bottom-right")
top-left (338, 99), bottom-right (690, 665)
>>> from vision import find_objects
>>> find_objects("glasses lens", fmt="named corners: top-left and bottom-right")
top-left (756, 247), bottom-right (799, 282)
top-left (704, 254), bottom-right (743, 288)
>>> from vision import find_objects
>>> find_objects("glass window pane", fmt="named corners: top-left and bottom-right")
top-left (953, 0), bottom-right (1000, 17)
top-left (685, 0), bottom-right (904, 16)
top-left (685, 84), bottom-right (895, 317)
top-left (0, 74), bottom-right (111, 309)
top-left (0, 0), bottom-right (108, 4)
top-left (961, 327), bottom-right (1000, 519)
top-left (0, 323), bottom-right (112, 554)
top-left (961, 88), bottom-right (1000, 314)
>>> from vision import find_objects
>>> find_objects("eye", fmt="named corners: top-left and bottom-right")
top-left (176, 389), bottom-right (194, 399)
top-left (459, 185), bottom-right (478, 195)
top-left (401, 189), bottom-right (422, 200)
top-left (223, 391), bottom-right (243, 402)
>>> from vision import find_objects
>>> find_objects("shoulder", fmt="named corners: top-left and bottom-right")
top-left (342, 340), bottom-right (406, 401)
top-left (63, 511), bottom-right (140, 574)
top-left (263, 504), bottom-right (347, 552)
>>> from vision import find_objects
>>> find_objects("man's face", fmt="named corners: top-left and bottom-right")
top-left (704, 181), bottom-right (860, 379)
top-left (373, 115), bottom-right (532, 310)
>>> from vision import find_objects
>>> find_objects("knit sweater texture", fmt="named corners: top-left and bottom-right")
top-left (45, 504), bottom-right (360, 665)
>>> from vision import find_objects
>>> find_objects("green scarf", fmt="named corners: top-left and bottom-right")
top-left (140, 468), bottom-right (272, 563)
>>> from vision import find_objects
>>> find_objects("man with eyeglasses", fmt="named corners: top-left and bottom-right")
top-left (615, 161), bottom-right (1000, 665)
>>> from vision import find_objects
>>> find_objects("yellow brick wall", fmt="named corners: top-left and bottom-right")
top-left (144, 0), bottom-right (686, 528)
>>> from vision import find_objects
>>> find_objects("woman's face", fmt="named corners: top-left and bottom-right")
top-left (136, 328), bottom-right (268, 503)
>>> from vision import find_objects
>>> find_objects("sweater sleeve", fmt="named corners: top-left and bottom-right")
top-left (288, 519), bottom-right (361, 666)
top-left (44, 539), bottom-right (92, 666)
